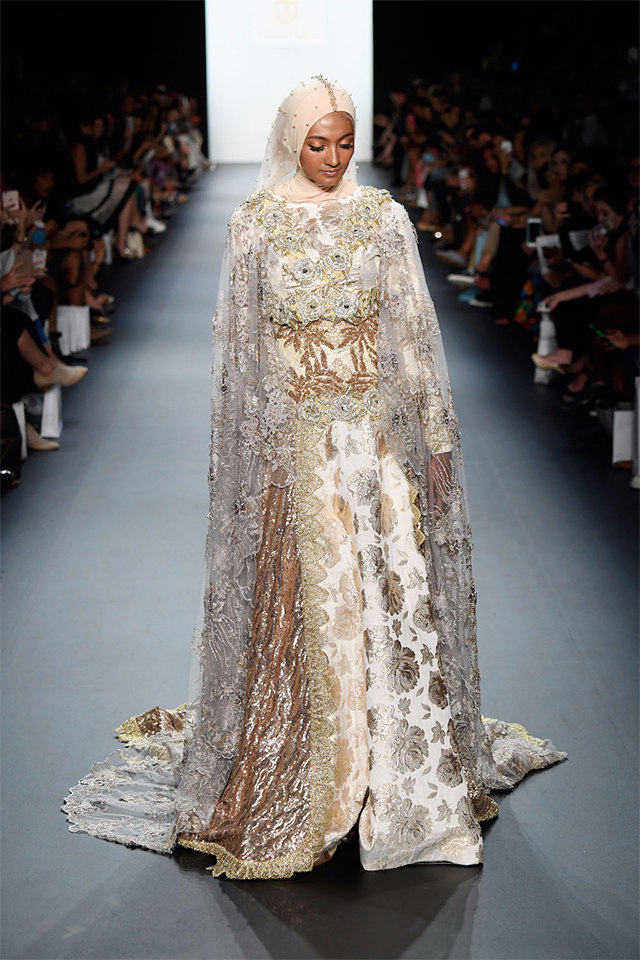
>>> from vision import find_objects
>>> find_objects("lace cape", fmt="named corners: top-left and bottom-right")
top-left (175, 185), bottom-right (513, 836)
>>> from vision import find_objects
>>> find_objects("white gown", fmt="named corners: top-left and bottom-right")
top-left (63, 185), bottom-right (566, 878)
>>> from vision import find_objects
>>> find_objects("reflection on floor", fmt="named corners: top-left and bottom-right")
top-left (1, 164), bottom-right (638, 960)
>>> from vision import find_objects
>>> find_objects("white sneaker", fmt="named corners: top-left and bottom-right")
top-left (447, 273), bottom-right (475, 287)
top-left (26, 422), bottom-right (59, 451)
top-left (146, 215), bottom-right (167, 233)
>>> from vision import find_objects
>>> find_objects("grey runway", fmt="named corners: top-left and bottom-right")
top-left (1, 165), bottom-right (638, 960)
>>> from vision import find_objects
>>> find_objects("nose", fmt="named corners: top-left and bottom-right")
top-left (325, 146), bottom-right (340, 167)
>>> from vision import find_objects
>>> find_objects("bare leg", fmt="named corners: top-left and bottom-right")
top-left (117, 194), bottom-right (136, 257)
top-left (17, 329), bottom-right (55, 375)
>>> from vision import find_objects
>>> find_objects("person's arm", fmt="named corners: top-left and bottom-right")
top-left (610, 233), bottom-right (630, 283)
top-left (590, 230), bottom-right (629, 283)
top-left (71, 143), bottom-right (110, 186)
top-left (541, 275), bottom-right (624, 309)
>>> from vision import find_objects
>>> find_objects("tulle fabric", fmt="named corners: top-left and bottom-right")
top-left (63, 81), bottom-right (566, 872)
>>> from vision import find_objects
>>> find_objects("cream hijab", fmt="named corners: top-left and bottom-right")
top-left (256, 76), bottom-right (359, 204)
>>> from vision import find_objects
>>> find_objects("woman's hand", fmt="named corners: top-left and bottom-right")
top-left (539, 293), bottom-right (562, 310)
top-left (604, 328), bottom-right (628, 350)
top-left (1, 262), bottom-right (32, 292)
top-left (588, 226), bottom-right (607, 255)
top-left (99, 158), bottom-right (117, 173)
top-left (25, 199), bottom-right (45, 228)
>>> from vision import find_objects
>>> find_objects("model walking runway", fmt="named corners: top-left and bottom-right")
top-left (2, 162), bottom-right (637, 959)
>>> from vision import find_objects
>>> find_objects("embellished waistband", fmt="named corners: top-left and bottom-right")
top-left (294, 388), bottom-right (380, 426)
top-left (268, 287), bottom-right (380, 330)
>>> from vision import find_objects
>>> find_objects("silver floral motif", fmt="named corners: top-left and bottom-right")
top-left (288, 257), bottom-right (318, 284)
top-left (358, 544), bottom-right (385, 580)
top-left (347, 467), bottom-right (379, 505)
top-left (329, 391), bottom-right (360, 420)
top-left (297, 291), bottom-right (325, 325)
top-left (436, 748), bottom-right (463, 786)
top-left (428, 670), bottom-right (449, 709)
top-left (323, 246), bottom-right (352, 273)
top-left (413, 595), bottom-right (436, 633)
top-left (379, 567), bottom-right (405, 616)
top-left (387, 797), bottom-right (432, 846)
top-left (386, 638), bottom-right (419, 693)
top-left (390, 719), bottom-right (430, 773)
top-left (333, 291), bottom-right (357, 322)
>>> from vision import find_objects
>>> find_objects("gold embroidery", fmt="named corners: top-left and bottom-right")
top-left (180, 421), bottom-right (339, 878)
top-left (115, 706), bottom-right (186, 745)
top-left (275, 314), bottom-right (378, 402)
top-left (177, 485), bottom-right (313, 872)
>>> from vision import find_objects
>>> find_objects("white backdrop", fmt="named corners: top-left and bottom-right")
top-left (204, 0), bottom-right (373, 164)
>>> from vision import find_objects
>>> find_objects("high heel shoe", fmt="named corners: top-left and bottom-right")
top-left (531, 353), bottom-right (571, 375)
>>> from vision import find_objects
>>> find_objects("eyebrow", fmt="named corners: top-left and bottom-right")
top-left (306, 133), bottom-right (354, 142)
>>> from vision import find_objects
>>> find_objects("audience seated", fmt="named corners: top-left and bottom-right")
top-left (1, 77), bottom-right (212, 488)
top-left (375, 52), bottom-right (639, 479)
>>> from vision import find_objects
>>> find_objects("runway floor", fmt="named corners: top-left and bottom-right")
top-left (1, 165), bottom-right (638, 960)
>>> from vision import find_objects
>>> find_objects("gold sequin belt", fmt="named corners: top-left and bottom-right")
top-left (295, 388), bottom-right (380, 426)
top-left (268, 286), bottom-right (381, 330)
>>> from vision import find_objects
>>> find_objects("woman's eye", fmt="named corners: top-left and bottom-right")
top-left (309, 145), bottom-right (323, 152)
top-left (340, 143), bottom-right (354, 149)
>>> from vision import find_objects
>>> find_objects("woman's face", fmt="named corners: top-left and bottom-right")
top-left (482, 147), bottom-right (499, 173)
top-left (531, 143), bottom-right (551, 168)
top-left (441, 106), bottom-right (460, 129)
top-left (595, 199), bottom-right (621, 228)
top-left (34, 171), bottom-right (54, 199)
top-left (552, 150), bottom-right (570, 181)
top-left (299, 111), bottom-right (354, 187)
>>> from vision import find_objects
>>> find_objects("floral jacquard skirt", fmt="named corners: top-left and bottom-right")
top-left (63, 404), bottom-right (566, 877)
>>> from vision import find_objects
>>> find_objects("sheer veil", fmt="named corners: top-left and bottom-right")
top-left (255, 75), bottom-right (359, 193)
top-left (63, 77), bottom-right (566, 858)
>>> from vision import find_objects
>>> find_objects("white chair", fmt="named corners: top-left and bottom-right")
top-left (612, 407), bottom-right (634, 467)
top-left (103, 229), bottom-right (114, 266)
top-left (534, 314), bottom-right (557, 385)
top-left (40, 385), bottom-right (63, 439)
top-left (56, 304), bottom-right (90, 356)
top-left (11, 400), bottom-right (27, 461)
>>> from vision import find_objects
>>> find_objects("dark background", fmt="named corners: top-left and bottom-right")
top-left (1, 1), bottom-right (639, 153)
top-left (373, 1), bottom-right (639, 107)
top-left (1, 1), bottom-right (209, 148)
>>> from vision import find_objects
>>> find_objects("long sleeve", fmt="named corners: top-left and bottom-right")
top-left (380, 201), bottom-right (459, 457)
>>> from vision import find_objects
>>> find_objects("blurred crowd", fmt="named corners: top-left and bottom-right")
top-left (1, 79), bottom-right (211, 486)
top-left (375, 52), bottom-right (639, 475)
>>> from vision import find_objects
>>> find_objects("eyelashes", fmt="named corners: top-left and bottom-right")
top-left (308, 143), bottom-right (354, 152)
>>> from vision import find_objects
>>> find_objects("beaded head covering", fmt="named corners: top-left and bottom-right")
top-left (255, 76), bottom-right (358, 203)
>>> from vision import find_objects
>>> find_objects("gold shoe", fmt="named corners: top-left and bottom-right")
top-left (33, 362), bottom-right (88, 389)
top-left (313, 843), bottom-right (338, 867)
top-left (531, 353), bottom-right (569, 375)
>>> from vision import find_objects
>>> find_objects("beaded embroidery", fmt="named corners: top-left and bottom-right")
top-left (245, 186), bottom-right (392, 330)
